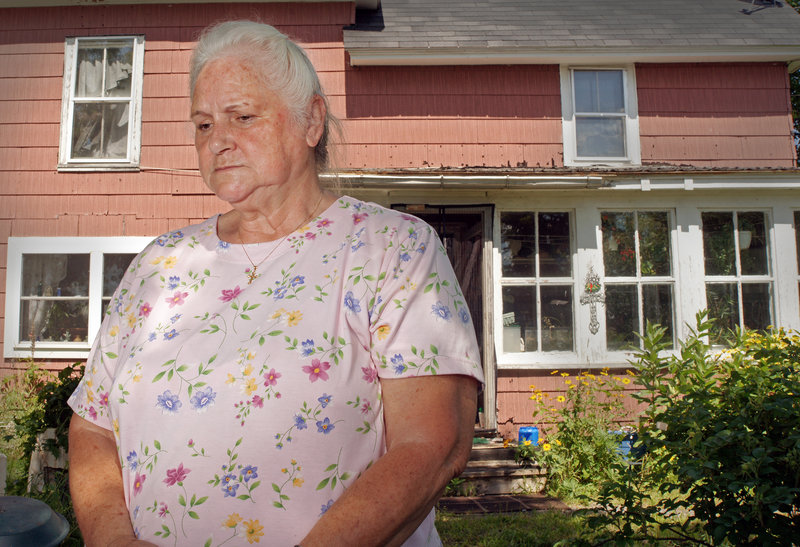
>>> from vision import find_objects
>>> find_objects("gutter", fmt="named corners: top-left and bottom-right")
top-left (321, 172), bottom-right (606, 189)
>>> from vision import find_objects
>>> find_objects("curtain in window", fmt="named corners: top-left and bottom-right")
top-left (24, 255), bottom-right (69, 341)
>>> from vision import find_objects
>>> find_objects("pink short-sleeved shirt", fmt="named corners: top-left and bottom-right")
top-left (68, 196), bottom-right (484, 546)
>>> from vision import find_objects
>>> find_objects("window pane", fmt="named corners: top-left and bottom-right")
top-left (541, 285), bottom-right (573, 351)
top-left (76, 42), bottom-right (133, 98)
top-left (538, 212), bottom-right (571, 277)
top-left (795, 211), bottom-right (800, 274)
top-left (702, 212), bottom-right (735, 275)
top-left (21, 299), bottom-right (89, 342)
top-left (738, 212), bottom-right (768, 276)
top-left (574, 70), bottom-right (624, 113)
top-left (639, 212), bottom-right (671, 276)
top-left (643, 284), bottom-right (674, 349)
top-left (741, 283), bottom-right (771, 331)
top-left (71, 102), bottom-right (129, 159)
top-left (706, 283), bottom-right (738, 344)
top-left (22, 254), bottom-right (89, 296)
top-left (104, 253), bottom-right (135, 296)
top-left (602, 212), bottom-right (636, 277)
top-left (606, 284), bottom-right (638, 350)
top-left (576, 117), bottom-right (625, 157)
top-left (502, 286), bottom-right (537, 352)
top-left (501, 212), bottom-right (536, 277)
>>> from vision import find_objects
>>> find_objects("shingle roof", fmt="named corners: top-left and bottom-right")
top-left (344, 0), bottom-right (800, 63)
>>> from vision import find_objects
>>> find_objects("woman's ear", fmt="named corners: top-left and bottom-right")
top-left (305, 95), bottom-right (326, 148)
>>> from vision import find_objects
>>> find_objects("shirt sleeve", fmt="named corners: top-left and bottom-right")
top-left (368, 218), bottom-right (485, 383)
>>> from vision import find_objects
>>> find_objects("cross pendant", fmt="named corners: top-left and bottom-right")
top-left (246, 266), bottom-right (259, 284)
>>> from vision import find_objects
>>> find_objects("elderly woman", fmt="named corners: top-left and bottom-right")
top-left (68, 20), bottom-right (482, 547)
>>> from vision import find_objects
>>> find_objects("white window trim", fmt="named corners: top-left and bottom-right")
top-left (560, 64), bottom-right (641, 167)
top-left (4, 237), bottom-right (151, 359)
top-left (57, 35), bottom-right (145, 172)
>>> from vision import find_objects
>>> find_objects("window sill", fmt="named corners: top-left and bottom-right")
top-left (57, 164), bottom-right (141, 173)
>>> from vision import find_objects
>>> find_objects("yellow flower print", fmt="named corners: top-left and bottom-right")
top-left (292, 477), bottom-right (304, 488)
top-left (163, 256), bottom-right (177, 269)
top-left (286, 310), bottom-right (303, 326)
top-left (109, 325), bottom-right (119, 337)
top-left (226, 373), bottom-right (236, 385)
top-left (126, 314), bottom-right (137, 328)
top-left (149, 256), bottom-right (164, 265)
top-left (133, 374), bottom-right (142, 383)
top-left (113, 419), bottom-right (119, 435)
top-left (243, 519), bottom-right (264, 544)
top-left (247, 352), bottom-right (255, 361)
top-left (290, 459), bottom-right (297, 465)
top-left (86, 379), bottom-right (93, 388)
top-left (223, 513), bottom-right (243, 528)
top-left (557, 395), bottom-right (566, 402)
top-left (542, 443), bottom-right (552, 451)
top-left (242, 364), bottom-right (254, 377)
top-left (271, 308), bottom-right (286, 320)
top-left (376, 324), bottom-right (391, 341)
top-left (281, 468), bottom-right (288, 474)
top-left (86, 391), bottom-right (95, 403)
top-left (243, 378), bottom-right (258, 396)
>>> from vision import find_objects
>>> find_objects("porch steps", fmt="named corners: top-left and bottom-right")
top-left (450, 441), bottom-right (547, 496)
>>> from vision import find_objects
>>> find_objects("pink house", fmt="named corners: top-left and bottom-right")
top-left (2, 0), bottom-right (800, 437)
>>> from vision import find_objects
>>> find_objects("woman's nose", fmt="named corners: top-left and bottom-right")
top-left (208, 124), bottom-right (234, 155)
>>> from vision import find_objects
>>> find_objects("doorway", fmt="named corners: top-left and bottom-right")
top-left (392, 203), bottom-right (496, 432)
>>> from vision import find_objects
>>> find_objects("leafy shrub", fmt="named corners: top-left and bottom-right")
top-left (586, 312), bottom-right (800, 545)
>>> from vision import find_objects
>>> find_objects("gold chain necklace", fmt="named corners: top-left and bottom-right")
top-left (240, 194), bottom-right (324, 284)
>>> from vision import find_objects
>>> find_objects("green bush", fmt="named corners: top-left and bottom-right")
top-left (585, 312), bottom-right (800, 545)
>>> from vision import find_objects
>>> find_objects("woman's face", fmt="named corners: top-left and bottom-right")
top-left (191, 56), bottom-right (320, 207)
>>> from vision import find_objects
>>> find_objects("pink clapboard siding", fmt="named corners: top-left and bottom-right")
top-left (637, 62), bottom-right (796, 167)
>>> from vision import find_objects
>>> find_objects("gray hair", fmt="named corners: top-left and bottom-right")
top-left (190, 20), bottom-right (335, 169)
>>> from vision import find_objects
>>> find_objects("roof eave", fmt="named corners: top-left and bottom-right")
top-left (346, 45), bottom-right (800, 67)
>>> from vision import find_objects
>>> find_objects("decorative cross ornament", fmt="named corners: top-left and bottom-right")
top-left (579, 266), bottom-right (605, 335)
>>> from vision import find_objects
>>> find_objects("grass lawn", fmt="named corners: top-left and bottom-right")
top-left (435, 510), bottom-right (586, 546)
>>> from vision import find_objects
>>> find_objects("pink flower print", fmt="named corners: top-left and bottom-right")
top-left (304, 232), bottom-right (316, 240)
top-left (252, 395), bottom-right (264, 408)
top-left (317, 218), bottom-right (332, 228)
top-left (361, 401), bottom-right (372, 415)
top-left (302, 359), bottom-right (331, 382)
top-left (163, 463), bottom-right (190, 486)
top-left (99, 392), bottom-right (110, 407)
top-left (133, 472), bottom-right (146, 496)
top-left (87, 406), bottom-right (97, 420)
top-left (263, 368), bottom-right (281, 387)
top-left (139, 302), bottom-right (152, 317)
top-left (352, 212), bottom-right (368, 224)
top-left (361, 365), bottom-right (378, 384)
top-left (219, 286), bottom-right (243, 302)
top-left (158, 503), bottom-right (168, 518)
top-left (165, 291), bottom-right (188, 308)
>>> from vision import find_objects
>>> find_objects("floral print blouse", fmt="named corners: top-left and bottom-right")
top-left (68, 196), bottom-right (484, 546)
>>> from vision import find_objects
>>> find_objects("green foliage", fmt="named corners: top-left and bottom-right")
top-left (583, 312), bottom-right (800, 545)
top-left (529, 370), bottom-right (631, 503)
top-left (513, 439), bottom-right (537, 467)
top-left (435, 510), bottom-right (587, 547)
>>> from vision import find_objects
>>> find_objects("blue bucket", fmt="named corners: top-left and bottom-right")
top-left (518, 426), bottom-right (539, 446)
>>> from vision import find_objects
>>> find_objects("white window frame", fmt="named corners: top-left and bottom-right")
top-left (560, 65), bottom-right (641, 167)
top-left (494, 209), bottom-right (578, 367)
top-left (4, 237), bottom-right (151, 359)
top-left (58, 35), bottom-right (145, 171)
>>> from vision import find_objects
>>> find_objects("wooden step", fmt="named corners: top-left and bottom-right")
top-left (448, 441), bottom-right (547, 496)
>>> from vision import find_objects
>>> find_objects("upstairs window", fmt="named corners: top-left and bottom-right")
top-left (58, 36), bottom-right (144, 171)
top-left (560, 66), bottom-right (641, 166)
top-left (702, 211), bottom-right (773, 345)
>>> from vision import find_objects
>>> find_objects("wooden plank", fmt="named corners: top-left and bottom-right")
top-left (0, 123), bottom-right (60, 148)
top-left (0, 100), bottom-right (60, 124)
top-left (637, 62), bottom-right (787, 90)
top-left (0, 77), bottom-right (62, 101)
top-left (77, 214), bottom-right (125, 236)
top-left (341, 119), bottom-right (562, 145)
top-left (0, 53), bottom-right (62, 78)
top-left (638, 88), bottom-right (789, 114)
top-left (639, 114), bottom-right (794, 137)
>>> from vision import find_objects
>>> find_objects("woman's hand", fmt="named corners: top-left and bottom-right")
top-left (299, 374), bottom-right (478, 546)
top-left (69, 414), bottom-right (143, 547)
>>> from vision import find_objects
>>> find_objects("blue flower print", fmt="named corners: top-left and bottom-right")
top-left (240, 465), bottom-right (258, 483)
top-left (431, 301), bottom-right (452, 321)
top-left (351, 241), bottom-right (365, 252)
top-left (391, 354), bottom-right (407, 375)
top-left (318, 394), bottom-right (333, 408)
top-left (156, 390), bottom-right (182, 414)
top-left (189, 386), bottom-right (217, 412)
top-left (294, 414), bottom-right (308, 430)
top-left (320, 499), bottom-right (334, 516)
top-left (217, 240), bottom-right (231, 252)
top-left (409, 229), bottom-right (418, 240)
top-left (316, 417), bottom-right (335, 434)
top-left (171, 230), bottom-right (184, 240)
top-left (222, 482), bottom-right (240, 498)
top-left (221, 473), bottom-right (236, 486)
top-left (344, 291), bottom-right (361, 314)
top-left (290, 275), bottom-right (305, 287)
top-left (301, 339), bottom-right (315, 356)
top-left (167, 276), bottom-right (180, 290)
top-left (417, 243), bottom-right (427, 254)
top-left (459, 307), bottom-right (470, 324)
top-left (274, 286), bottom-right (288, 300)
top-left (155, 236), bottom-right (168, 247)
top-left (399, 252), bottom-right (411, 262)
top-left (170, 313), bottom-right (182, 323)
top-left (147, 332), bottom-right (157, 342)
top-left (127, 451), bottom-right (138, 470)
top-left (163, 329), bottom-right (179, 340)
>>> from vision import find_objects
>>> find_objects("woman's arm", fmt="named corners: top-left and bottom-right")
top-left (299, 373), bottom-right (478, 547)
top-left (69, 414), bottom-right (156, 547)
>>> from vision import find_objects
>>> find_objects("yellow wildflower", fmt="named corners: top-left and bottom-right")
top-left (286, 310), bottom-right (303, 326)
top-left (564, 379), bottom-right (572, 385)
top-left (523, 440), bottom-right (532, 446)
top-left (243, 519), bottom-right (264, 544)
top-left (550, 370), bottom-right (559, 375)
top-left (503, 439), bottom-right (511, 448)
top-left (292, 477), bottom-right (304, 488)
top-left (621, 377), bottom-right (631, 385)
top-left (542, 443), bottom-right (552, 451)
top-left (560, 372), bottom-right (569, 377)
top-left (163, 256), bottom-right (177, 269)
top-left (376, 324), bottom-right (391, 340)
top-left (557, 395), bottom-right (565, 402)
top-left (555, 439), bottom-right (562, 446)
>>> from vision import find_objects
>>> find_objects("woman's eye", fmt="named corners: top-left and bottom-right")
top-left (237, 115), bottom-right (253, 123)
top-left (196, 122), bottom-right (211, 132)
